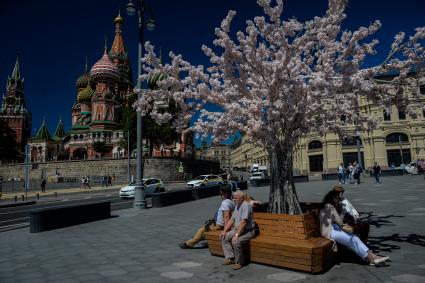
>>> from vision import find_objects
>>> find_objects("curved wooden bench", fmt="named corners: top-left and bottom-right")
top-left (204, 211), bottom-right (336, 273)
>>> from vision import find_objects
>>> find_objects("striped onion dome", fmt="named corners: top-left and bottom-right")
top-left (147, 72), bottom-right (167, 90)
top-left (77, 82), bottom-right (94, 103)
top-left (90, 49), bottom-right (119, 82)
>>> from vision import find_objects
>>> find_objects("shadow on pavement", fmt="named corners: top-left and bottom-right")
top-left (359, 212), bottom-right (405, 228)
top-left (368, 233), bottom-right (425, 253)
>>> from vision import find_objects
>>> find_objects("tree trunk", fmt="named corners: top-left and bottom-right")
top-left (267, 142), bottom-right (302, 215)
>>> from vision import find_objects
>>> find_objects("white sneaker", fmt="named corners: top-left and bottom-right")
top-left (370, 256), bottom-right (390, 266)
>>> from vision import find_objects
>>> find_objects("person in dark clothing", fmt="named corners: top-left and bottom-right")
top-left (372, 162), bottom-right (381, 184)
top-left (41, 179), bottom-right (47, 193)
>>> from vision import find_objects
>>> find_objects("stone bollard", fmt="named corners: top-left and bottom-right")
top-left (21, 195), bottom-right (25, 201)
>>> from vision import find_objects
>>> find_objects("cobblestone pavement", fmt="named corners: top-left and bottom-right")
top-left (0, 175), bottom-right (424, 282)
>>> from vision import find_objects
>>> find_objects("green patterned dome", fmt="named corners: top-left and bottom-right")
top-left (76, 71), bottom-right (90, 90)
top-left (147, 72), bottom-right (167, 90)
top-left (77, 83), bottom-right (94, 103)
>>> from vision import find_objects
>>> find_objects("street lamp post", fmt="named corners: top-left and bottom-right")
top-left (126, 0), bottom-right (156, 209)
top-left (356, 130), bottom-right (363, 168)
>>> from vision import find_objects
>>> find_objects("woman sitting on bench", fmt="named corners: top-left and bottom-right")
top-left (320, 186), bottom-right (390, 266)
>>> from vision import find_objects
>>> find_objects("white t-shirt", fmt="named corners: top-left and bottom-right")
top-left (216, 199), bottom-right (235, 227)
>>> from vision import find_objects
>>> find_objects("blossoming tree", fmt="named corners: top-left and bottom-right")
top-left (135, 0), bottom-right (424, 214)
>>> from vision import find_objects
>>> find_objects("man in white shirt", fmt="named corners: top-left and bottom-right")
top-left (220, 190), bottom-right (255, 270)
top-left (180, 187), bottom-right (235, 249)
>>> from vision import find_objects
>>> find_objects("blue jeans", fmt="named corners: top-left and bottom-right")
top-left (374, 173), bottom-right (380, 183)
top-left (331, 224), bottom-right (369, 259)
top-left (338, 173), bottom-right (345, 184)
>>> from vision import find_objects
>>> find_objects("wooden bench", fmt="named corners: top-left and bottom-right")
top-left (204, 211), bottom-right (335, 273)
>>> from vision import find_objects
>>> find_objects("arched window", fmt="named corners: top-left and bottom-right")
top-left (308, 140), bottom-right (322, 150)
top-left (342, 136), bottom-right (362, 147)
top-left (386, 133), bottom-right (409, 143)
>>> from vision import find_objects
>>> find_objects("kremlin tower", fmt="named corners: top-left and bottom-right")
top-left (0, 56), bottom-right (31, 157)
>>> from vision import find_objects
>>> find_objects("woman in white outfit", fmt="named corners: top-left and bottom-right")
top-left (319, 186), bottom-right (389, 265)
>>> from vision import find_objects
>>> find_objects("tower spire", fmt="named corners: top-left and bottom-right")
top-left (111, 10), bottom-right (126, 56)
top-left (11, 55), bottom-right (21, 80)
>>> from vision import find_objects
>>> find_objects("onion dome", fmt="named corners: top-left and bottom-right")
top-left (114, 12), bottom-right (123, 25)
top-left (77, 82), bottom-right (94, 103)
top-left (90, 49), bottom-right (119, 82)
top-left (76, 71), bottom-right (90, 90)
top-left (76, 57), bottom-right (90, 90)
top-left (147, 72), bottom-right (167, 89)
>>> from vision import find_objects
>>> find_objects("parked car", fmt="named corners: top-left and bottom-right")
top-left (250, 172), bottom-right (266, 180)
top-left (119, 178), bottom-right (165, 198)
top-left (187, 174), bottom-right (224, 188)
top-left (405, 162), bottom-right (418, 175)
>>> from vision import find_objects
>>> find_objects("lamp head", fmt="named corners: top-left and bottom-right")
top-left (126, 1), bottom-right (137, 16)
top-left (146, 19), bottom-right (156, 31)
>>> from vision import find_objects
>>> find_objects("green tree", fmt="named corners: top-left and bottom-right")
top-left (120, 92), bottom-right (179, 156)
top-left (0, 120), bottom-right (20, 162)
top-left (92, 141), bottom-right (107, 158)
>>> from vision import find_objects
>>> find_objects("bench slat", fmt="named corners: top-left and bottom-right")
top-left (250, 255), bottom-right (313, 272)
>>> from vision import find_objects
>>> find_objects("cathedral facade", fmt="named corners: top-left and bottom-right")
top-left (64, 13), bottom-right (133, 160)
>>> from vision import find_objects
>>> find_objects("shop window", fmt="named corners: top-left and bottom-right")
top-left (308, 140), bottom-right (322, 150)
top-left (383, 110), bottom-right (391, 121)
top-left (386, 133), bottom-right (409, 143)
top-left (342, 136), bottom-right (362, 147)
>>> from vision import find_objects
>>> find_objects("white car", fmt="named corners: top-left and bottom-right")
top-left (119, 178), bottom-right (165, 198)
top-left (187, 175), bottom-right (224, 188)
top-left (250, 172), bottom-right (266, 180)
top-left (405, 162), bottom-right (418, 175)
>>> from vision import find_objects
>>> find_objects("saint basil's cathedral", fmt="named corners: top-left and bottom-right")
top-left (1, 13), bottom-right (194, 163)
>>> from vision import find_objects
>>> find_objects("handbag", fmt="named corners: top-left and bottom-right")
top-left (341, 223), bottom-right (354, 234)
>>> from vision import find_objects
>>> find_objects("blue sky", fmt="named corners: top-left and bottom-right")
top-left (1, 0), bottom-right (424, 147)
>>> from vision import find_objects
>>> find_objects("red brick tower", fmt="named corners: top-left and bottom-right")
top-left (0, 56), bottom-right (31, 155)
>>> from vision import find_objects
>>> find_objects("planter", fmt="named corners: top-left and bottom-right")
top-left (151, 189), bottom-right (193, 208)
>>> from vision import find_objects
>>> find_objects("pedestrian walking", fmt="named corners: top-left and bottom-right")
top-left (108, 175), bottom-right (112, 187)
top-left (86, 176), bottom-right (91, 189)
top-left (0, 175), bottom-right (3, 194)
top-left (81, 177), bottom-right (86, 189)
top-left (348, 163), bottom-right (354, 184)
top-left (372, 162), bottom-right (381, 184)
top-left (400, 162), bottom-right (406, 175)
top-left (337, 163), bottom-right (346, 184)
top-left (41, 178), bottom-right (46, 193)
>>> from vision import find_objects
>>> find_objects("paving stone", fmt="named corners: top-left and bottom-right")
top-left (391, 274), bottom-right (425, 283)
top-left (160, 271), bottom-right (194, 279)
top-left (99, 268), bottom-right (128, 277)
top-left (266, 272), bottom-right (307, 282)
top-left (172, 261), bottom-right (202, 268)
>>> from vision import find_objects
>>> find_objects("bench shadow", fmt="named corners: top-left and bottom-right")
top-left (359, 212), bottom-right (404, 228)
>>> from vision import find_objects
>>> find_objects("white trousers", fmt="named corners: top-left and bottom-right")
top-left (331, 224), bottom-right (369, 259)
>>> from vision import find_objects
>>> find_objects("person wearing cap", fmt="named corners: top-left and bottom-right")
top-left (320, 186), bottom-right (389, 265)
top-left (180, 187), bottom-right (234, 249)
top-left (220, 190), bottom-right (256, 270)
